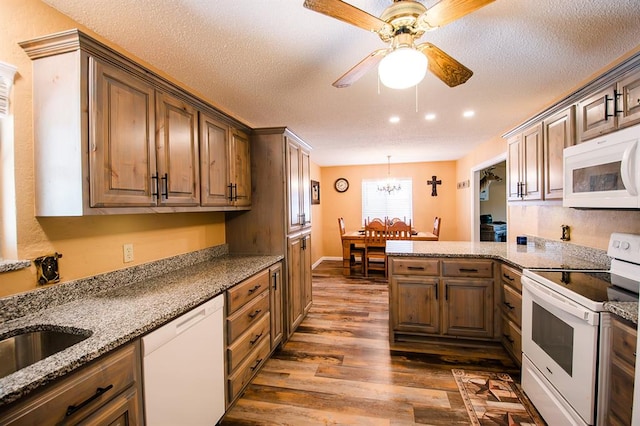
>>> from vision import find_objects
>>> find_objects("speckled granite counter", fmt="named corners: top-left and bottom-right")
top-left (0, 245), bottom-right (282, 407)
top-left (385, 239), bottom-right (611, 270)
top-left (604, 302), bottom-right (639, 324)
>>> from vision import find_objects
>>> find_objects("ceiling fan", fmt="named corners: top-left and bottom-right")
top-left (303, 0), bottom-right (494, 89)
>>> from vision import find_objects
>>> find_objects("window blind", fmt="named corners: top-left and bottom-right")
top-left (361, 178), bottom-right (413, 225)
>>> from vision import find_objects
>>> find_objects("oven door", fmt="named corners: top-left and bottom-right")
top-left (563, 124), bottom-right (640, 208)
top-left (522, 276), bottom-right (600, 424)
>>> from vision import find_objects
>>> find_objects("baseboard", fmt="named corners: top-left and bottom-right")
top-left (312, 256), bottom-right (341, 269)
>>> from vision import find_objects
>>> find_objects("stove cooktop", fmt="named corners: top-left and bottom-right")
top-left (523, 269), bottom-right (639, 311)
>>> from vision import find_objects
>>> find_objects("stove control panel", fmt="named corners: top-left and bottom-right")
top-left (609, 233), bottom-right (640, 264)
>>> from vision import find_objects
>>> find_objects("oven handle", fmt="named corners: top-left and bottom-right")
top-left (522, 276), bottom-right (599, 326)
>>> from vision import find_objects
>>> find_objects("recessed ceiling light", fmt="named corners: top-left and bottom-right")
top-left (463, 110), bottom-right (475, 118)
top-left (425, 113), bottom-right (436, 121)
top-left (389, 116), bottom-right (400, 123)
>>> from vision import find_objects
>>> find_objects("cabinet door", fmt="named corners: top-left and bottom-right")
top-left (155, 92), bottom-right (200, 206)
top-left (543, 107), bottom-right (575, 199)
top-left (90, 58), bottom-right (157, 207)
top-left (270, 262), bottom-right (284, 349)
top-left (442, 278), bottom-right (493, 338)
top-left (300, 148), bottom-right (312, 227)
top-left (286, 235), bottom-right (305, 336)
top-left (521, 124), bottom-right (543, 200)
top-left (80, 385), bottom-right (142, 426)
top-left (199, 113), bottom-right (231, 206)
top-left (301, 233), bottom-right (312, 314)
top-left (287, 139), bottom-right (302, 233)
top-left (618, 69), bottom-right (640, 129)
top-left (231, 128), bottom-right (251, 207)
top-left (577, 84), bottom-right (618, 142)
top-left (506, 134), bottom-right (522, 200)
top-left (390, 276), bottom-right (440, 335)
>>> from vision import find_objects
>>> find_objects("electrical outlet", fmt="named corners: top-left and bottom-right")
top-left (123, 243), bottom-right (134, 263)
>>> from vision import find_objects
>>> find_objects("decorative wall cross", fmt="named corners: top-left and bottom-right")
top-left (427, 175), bottom-right (442, 196)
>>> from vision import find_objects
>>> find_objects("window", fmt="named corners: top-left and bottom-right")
top-left (0, 61), bottom-right (18, 262)
top-left (361, 178), bottom-right (413, 225)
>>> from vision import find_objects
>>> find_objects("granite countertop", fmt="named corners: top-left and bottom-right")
top-left (0, 248), bottom-right (282, 407)
top-left (386, 239), bottom-right (638, 325)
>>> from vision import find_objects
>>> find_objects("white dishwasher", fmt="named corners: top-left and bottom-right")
top-left (142, 294), bottom-right (225, 425)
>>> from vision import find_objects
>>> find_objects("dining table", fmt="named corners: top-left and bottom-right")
top-left (340, 230), bottom-right (439, 276)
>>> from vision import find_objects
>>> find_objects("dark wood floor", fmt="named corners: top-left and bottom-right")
top-left (221, 260), bottom-right (521, 425)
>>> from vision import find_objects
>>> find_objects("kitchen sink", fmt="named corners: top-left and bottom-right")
top-left (0, 328), bottom-right (92, 379)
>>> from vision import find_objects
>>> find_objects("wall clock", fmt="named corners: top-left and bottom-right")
top-left (334, 178), bottom-right (349, 193)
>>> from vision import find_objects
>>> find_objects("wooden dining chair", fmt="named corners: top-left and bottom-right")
top-left (432, 217), bottom-right (441, 240)
top-left (338, 217), bottom-right (365, 273)
top-left (388, 220), bottom-right (412, 240)
top-left (363, 220), bottom-right (388, 277)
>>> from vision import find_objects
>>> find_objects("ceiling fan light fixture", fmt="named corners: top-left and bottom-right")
top-left (378, 46), bottom-right (427, 89)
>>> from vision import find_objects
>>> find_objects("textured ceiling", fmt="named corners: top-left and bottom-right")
top-left (42, 0), bottom-right (640, 166)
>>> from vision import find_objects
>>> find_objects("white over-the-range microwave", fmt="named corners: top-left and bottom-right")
top-left (564, 123), bottom-right (640, 208)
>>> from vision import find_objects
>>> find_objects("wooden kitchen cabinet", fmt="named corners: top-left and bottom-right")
top-left (389, 257), bottom-right (494, 343)
top-left (577, 68), bottom-right (640, 142)
top-left (287, 138), bottom-right (312, 234)
top-left (0, 341), bottom-right (143, 425)
top-left (499, 263), bottom-right (523, 365)
top-left (21, 29), bottom-right (251, 216)
top-left (507, 124), bottom-right (543, 201)
top-left (602, 315), bottom-right (636, 426)
top-left (225, 269), bottom-right (271, 407)
top-left (199, 112), bottom-right (251, 207)
top-left (287, 232), bottom-right (312, 334)
top-left (226, 127), bottom-right (313, 342)
top-left (543, 106), bottom-right (575, 200)
top-left (269, 262), bottom-right (284, 349)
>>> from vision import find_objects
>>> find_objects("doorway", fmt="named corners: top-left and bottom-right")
top-left (470, 154), bottom-right (507, 242)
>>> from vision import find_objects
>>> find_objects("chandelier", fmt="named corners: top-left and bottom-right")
top-left (378, 156), bottom-right (401, 194)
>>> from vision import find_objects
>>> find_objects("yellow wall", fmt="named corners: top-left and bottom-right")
top-left (0, 0), bottom-right (226, 297)
top-left (319, 161), bottom-right (458, 258)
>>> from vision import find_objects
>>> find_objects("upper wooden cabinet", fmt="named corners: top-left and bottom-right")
top-left (577, 68), bottom-right (640, 142)
top-left (21, 29), bottom-right (251, 215)
top-left (543, 106), bottom-right (575, 200)
top-left (507, 124), bottom-right (544, 201)
top-left (286, 136), bottom-right (312, 234)
top-left (199, 113), bottom-right (251, 208)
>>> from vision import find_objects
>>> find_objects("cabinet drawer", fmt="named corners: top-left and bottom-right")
top-left (611, 316), bottom-right (637, 369)
top-left (227, 290), bottom-right (269, 344)
top-left (502, 315), bottom-right (522, 365)
top-left (390, 258), bottom-right (439, 276)
top-left (500, 264), bottom-right (522, 292)
top-left (227, 336), bottom-right (270, 403)
top-left (501, 283), bottom-right (522, 327)
top-left (442, 260), bottom-right (493, 278)
top-left (0, 342), bottom-right (139, 425)
top-left (227, 270), bottom-right (270, 315)
top-left (227, 313), bottom-right (270, 373)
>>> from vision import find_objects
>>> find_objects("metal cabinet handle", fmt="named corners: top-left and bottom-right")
top-left (248, 309), bottom-right (262, 319)
top-left (161, 173), bottom-right (168, 199)
top-left (503, 334), bottom-right (515, 344)
top-left (249, 358), bottom-right (263, 371)
top-left (250, 332), bottom-right (264, 345)
top-left (152, 173), bottom-right (159, 200)
top-left (272, 271), bottom-right (279, 290)
top-left (503, 273), bottom-right (514, 281)
top-left (459, 268), bottom-right (478, 273)
top-left (503, 301), bottom-right (515, 310)
top-left (407, 266), bottom-right (425, 271)
top-left (248, 284), bottom-right (262, 294)
top-left (227, 183), bottom-right (234, 201)
top-left (66, 384), bottom-right (113, 417)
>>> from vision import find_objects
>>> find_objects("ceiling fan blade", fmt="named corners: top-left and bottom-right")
top-left (420, 0), bottom-right (494, 29)
top-left (303, 0), bottom-right (393, 35)
top-left (332, 49), bottom-right (388, 88)
top-left (417, 42), bottom-right (473, 87)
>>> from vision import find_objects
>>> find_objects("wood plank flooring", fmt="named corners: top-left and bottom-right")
top-left (221, 260), bottom-right (522, 425)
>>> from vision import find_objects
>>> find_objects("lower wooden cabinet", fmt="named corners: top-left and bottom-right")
top-left (499, 263), bottom-right (523, 365)
top-left (601, 315), bottom-right (637, 426)
top-left (286, 231), bottom-right (312, 339)
top-left (225, 270), bottom-right (271, 407)
top-left (269, 261), bottom-right (284, 349)
top-left (0, 341), bottom-right (143, 425)
top-left (389, 257), bottom-right (494, 342)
